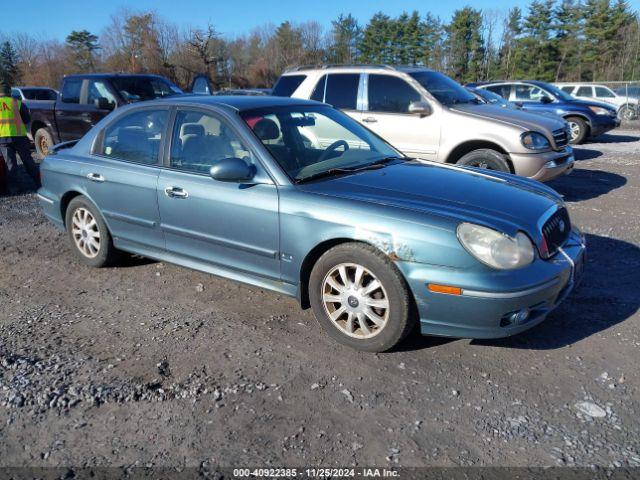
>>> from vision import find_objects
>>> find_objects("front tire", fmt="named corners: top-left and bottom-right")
top-left (567, 117), bottom-right (588, 144)
top-left (309, 243), bottom-right (415, 352)
top-left (456, 149), bottom-right (511, 173)
top-left (65, 196), bottom-right (120, 268)
top-left (34, 128), bottom-right (54, 159)
top-left (619, 104), bottom-right (637, 121)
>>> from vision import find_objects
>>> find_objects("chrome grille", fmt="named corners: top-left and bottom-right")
top-left (542, 207), bottom-right (571, 256)
top-left (552, 128), bottom-right (569, 148)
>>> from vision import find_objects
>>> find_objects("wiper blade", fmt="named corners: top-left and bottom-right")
top-left (295, 163), bottom-right (388, 184)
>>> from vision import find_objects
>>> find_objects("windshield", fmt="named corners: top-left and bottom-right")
top-left (409, 71), bottom-right (479, 105)
top-left (471, 88), bottom-right (516, 109)
top-left (241, 105), bottom-right (402, 183)
top-left (540, 82), bottom-right (574, 101)
top-left (111, 77), bottom-right (182, 102)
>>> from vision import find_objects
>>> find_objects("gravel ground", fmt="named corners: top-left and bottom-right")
top-left (0, 130), bottom-right (639, 469)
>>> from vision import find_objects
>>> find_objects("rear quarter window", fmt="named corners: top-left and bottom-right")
top-left (272, 75), bottom-right (306, 97)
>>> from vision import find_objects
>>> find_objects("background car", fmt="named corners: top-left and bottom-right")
top-left (274, 65), bottom-right (574, 182)
top-left (28, 73), bottom-right (183, 158)
top-left (556, 83), bottom-right (638, 121)
top-left (614, 85), bottom-right (640, 99)
top-left (38, 95), bottom-right (586, 352)
top-left (470, 80), bottom-right (620, 144)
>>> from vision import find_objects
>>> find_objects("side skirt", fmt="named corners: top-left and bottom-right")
top-left (114, 238), bottom-right (298, 298)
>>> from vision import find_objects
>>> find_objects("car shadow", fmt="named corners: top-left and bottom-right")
top-left (471, 233), bottom-right (639, 350)
top-left (589, 133), bottom-right (640, 144)
top-left (572, 147), bottom-right (602, 161)
top-left (547, 168), bottom-right (627, 202)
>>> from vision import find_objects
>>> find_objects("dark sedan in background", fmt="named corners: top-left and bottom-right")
top-left (469, 80), bottom-right (620, 144)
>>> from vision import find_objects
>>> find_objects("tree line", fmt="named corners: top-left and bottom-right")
top-left (0, 0), bottom-right (638, 92)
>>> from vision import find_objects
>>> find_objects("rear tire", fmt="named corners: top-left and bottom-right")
top-left (34, 128), bottom-right (54, 159)
top-left (456, 149), bottom-right (511, 173)
top-left (566, 117), bottom-right (588, 144)
top-left (309, 243), bottom-right (415, 352)
top-left (65, 196), bottom-right (120, 268)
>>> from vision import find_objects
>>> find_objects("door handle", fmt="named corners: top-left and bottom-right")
top-left (362, 117), bottom-right (378, 123)
top-left (164, 186), bottom-right (188, 199)
top-left (86, 173), bottom-right (105, 182)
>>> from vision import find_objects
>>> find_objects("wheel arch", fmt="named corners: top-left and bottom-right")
top-left (298, 238), bottom-right (394, 309)
top-left (60, 191), bottom-right (84, 226)
top-left (444, 140), bottom-right (513, 173)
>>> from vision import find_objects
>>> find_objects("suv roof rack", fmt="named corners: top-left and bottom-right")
top-left (285, 64), bottom-right (398, 73)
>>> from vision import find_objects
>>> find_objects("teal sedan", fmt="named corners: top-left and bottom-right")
top-left (37, 96), bottom-right (585, 352)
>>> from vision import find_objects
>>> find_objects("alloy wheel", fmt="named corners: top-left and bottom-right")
top-left (71, 207), bottom-right (101, 258)
top-left (568, 121), bottom-right (581, 141)
top-left (321, 263), bottom-right (390, 339)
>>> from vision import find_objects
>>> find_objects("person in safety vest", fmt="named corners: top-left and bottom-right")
top-left (0, 83), bottom-right (40, 193)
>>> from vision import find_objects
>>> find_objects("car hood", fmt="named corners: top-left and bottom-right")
top-left (449, 103), bottom-right (566, 132)
top-left (299, 160), bottom-right (563, 239)
top-left (566, 98), bottom-right (618, 112)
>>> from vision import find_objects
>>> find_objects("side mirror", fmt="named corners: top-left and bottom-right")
top-left (540, 95), bottom-right (553, 104)
top-left (408, 101), bottom-right (432, 117)
top-left (209, 157), bottom-right (255, 183)
top-left (94, 97), bottom-right (115, 111)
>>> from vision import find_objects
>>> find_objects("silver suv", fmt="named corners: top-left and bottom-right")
top-left (273, 65), bottom-right (574, 182)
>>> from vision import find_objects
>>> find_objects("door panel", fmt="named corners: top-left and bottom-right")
top-left (83, 107), bottom-right (170, 250)
top-left (82, 158), bottom-right (163, 249)
top-left (358, 74), bottom-right (440, 160)
top-left (157, 108), bottom-right (280, 280)
top-left (157, 170), bottom-right (280, 279)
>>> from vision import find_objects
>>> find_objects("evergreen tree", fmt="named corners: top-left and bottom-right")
top-left (445, 7), bottom-right (485, 82)
top-left (359, 12), bottom-right (393, 63)
top-left (330, 14), bottom-right (362, 64)
top-left (420, 13), bottom-right (445, 70)
top-left (0, 41), bottom-right (20, 91)
top-left (553, 0), bottom-right (583, 81)
top-left (517, 0), bottom-right (557, 80)
top-left (66, 30), bottom-right (100, 72)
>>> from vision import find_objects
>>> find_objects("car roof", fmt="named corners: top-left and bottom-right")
top-left (63, 73), bottom-right (170, 80)
top-left (144, 94), bottom-right (325, 111)
top-left (283, 64), bottom-right (436, 75)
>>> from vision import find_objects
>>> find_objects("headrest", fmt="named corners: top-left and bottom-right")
top-left (181, 123), bottom-right (205, 137)
top-left (253, 118), bottom-right (279, 141)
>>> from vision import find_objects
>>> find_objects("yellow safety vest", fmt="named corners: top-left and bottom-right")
top-left (0, 96), bottom-right (27, 138)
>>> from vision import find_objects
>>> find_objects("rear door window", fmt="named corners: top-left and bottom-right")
top-left (367, 74), bottom-right (420, 113)
top-left (272, 75), bottom-right (306, 97)
top-left (560, 86), bottom-right (575, 94)
top-left (324, 74), bottom-right (360, 110)
top-left (100, 109), bottom-right (169, 165)
top-left (310, 75), bottom-right (327, 102)
top-left (576, 86), bottom-right (594, 97)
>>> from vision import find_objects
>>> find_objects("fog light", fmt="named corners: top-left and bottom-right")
top-left (511, 308), bottom-right (531, 325)
top-left (544, 160), bottom-right (558, 169)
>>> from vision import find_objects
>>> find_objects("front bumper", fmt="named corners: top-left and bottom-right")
top-left (590, 115), bottom-right (620, 137)
top-left (397, 229), bottom-right (586, 339)
top-left (509, 147), bottom-right (574, 183)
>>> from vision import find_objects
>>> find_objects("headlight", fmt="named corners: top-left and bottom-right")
top-left (457, 223), bottom-right (536, 270)
top-left (588, 106), bottom-right (610, 115)
top-left (521, 132), bottom-right (551, 150)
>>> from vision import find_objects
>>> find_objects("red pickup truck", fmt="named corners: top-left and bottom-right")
top-left (28, 73), bottom-right (182, 158)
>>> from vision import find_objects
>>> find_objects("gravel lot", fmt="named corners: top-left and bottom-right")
top-left (1, 130), bottom-right (639, 469)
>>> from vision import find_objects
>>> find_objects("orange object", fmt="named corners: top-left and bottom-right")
top-left (428, 284), bottom-right (462, 295)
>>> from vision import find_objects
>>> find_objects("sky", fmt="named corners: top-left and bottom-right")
top-left (1, 0), bottom-right (588, 41)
